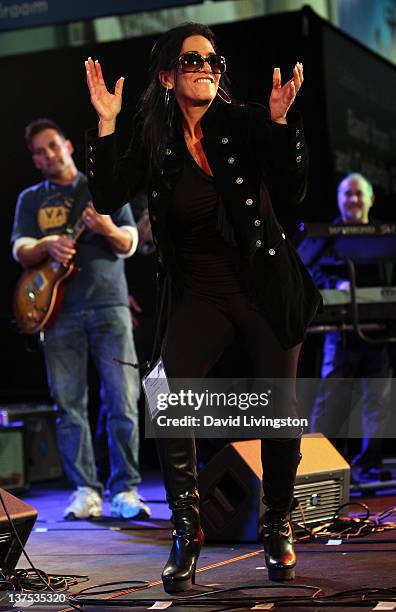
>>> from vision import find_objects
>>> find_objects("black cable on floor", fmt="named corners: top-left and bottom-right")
top-left (69, 583), bottom-right (396, 608)
top-left (0, 490), bottom-right (86, 611)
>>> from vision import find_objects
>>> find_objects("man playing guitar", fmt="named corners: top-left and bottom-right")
top-left (11, 118), bottom-right (150, 521)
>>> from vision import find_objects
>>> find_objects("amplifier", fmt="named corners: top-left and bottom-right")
top-left (0, 424), bottom-right (26, 491)
top-left (0, 404), bottom-right (63, 483)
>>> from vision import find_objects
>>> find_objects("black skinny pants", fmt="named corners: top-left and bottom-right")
top-left (162, 292), bottom-right (301, 381)
top-left (162, 292), bottom-right (301, 422)
top-left (159, 292), bottom-right (302, 517)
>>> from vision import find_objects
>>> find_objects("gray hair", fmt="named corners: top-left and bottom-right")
top-left (338, 173), bottom-right (374, 197)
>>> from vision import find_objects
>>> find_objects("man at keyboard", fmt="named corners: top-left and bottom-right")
top-left (308, 173), bottom-right (392, 484)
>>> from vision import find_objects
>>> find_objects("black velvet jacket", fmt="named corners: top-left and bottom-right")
top-left (87, 99), bottom-right (321, 349)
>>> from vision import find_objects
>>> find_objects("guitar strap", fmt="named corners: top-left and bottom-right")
top-left (66, 173), bottom-right (90, 229)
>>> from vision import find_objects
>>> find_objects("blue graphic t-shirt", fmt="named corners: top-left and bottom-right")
top-left (11, 172), bottom-right (136, 312)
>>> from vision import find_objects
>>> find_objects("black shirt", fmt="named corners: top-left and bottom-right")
top-left (170, 154), bottom-right (245, 298)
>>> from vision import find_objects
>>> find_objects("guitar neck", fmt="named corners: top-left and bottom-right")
top-left (66, 215), bottom-right (86, 241)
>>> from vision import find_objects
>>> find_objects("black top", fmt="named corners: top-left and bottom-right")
top-left (170, 154), bottom-right (245, 298)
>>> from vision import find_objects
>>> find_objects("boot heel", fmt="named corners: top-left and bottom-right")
top-left (162, 530), bottom-right (203, 594)
top-left (163, 575), bottom-right (193, 593)
top-left (268, 565), bottom-right (295, 581)
top-left (162, 561), bottom-right (197, 593)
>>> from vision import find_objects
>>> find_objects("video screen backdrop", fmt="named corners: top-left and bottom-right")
top-left (323, 24), bottom-right (396, 219)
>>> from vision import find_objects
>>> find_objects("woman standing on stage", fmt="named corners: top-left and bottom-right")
top-left (85, 22), bottom-right (321, 592)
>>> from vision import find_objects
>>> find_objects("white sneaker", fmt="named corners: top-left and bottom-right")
top-left (64, 486), bottom-right (102, 519)
top-left (111, 488), bottom-right (151, 519)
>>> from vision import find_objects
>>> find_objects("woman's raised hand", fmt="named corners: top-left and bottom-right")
top-left (269, 62), bottom-right (303, 124)
top-left (85, 57), bottom-right (125, 132)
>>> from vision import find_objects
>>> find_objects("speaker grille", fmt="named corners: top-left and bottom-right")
top-left (292, 479), bottom-right (343, 525)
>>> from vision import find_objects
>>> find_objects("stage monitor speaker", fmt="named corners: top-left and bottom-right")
top-left (198, 433), bottom-right (350, 542)
top-left (0, 488), bottom-right (37, 574)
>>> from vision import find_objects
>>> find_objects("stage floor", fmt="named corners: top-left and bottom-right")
top-left (11, 473), bottom-right (396, 611)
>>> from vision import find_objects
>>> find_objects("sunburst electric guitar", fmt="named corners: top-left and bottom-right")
top-left (13, 215), bottom-right (86, 334)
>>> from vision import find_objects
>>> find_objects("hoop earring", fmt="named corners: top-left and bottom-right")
top-left (217, 85), bottom-right (232, 104)
top-left (164, 86), bottom-right (170, 107)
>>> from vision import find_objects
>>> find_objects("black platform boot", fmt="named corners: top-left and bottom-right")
top-left (261, 437), bottom-right (301, 581)
top-left (157, 438), bottom-right (204, 593)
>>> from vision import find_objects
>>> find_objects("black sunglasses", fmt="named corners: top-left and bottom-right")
top-left (176, 51), bottom-right (227, 74)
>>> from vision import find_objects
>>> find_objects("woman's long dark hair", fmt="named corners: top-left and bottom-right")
top-left (135, 22), bottom-right (231, 172)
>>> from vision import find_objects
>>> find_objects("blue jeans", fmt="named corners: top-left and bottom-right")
top-left (311, 331), bottom-right (391, 465)
top-left (42, 305), bottom-right (141, 497)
